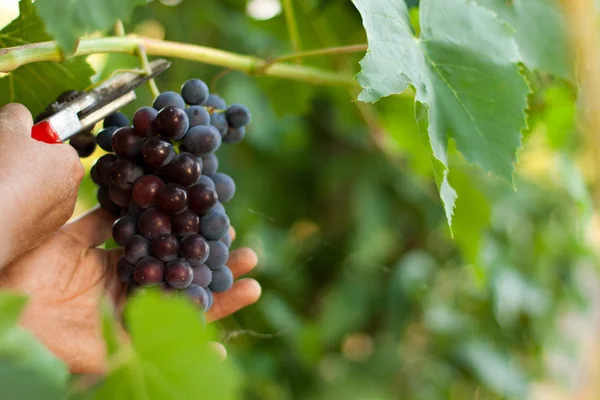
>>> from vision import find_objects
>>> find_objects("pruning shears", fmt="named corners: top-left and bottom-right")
top-left (31, 59), bottom-right (170, 144)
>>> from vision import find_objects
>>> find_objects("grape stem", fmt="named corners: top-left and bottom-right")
top-left (259, 44), bottom-right (369, 73)
top-left (282, 0), bottom-right (302, 64)
top-left (136, 45), bottom-right (161, 99)
top-left (0, 36), bottom-right (359, 87)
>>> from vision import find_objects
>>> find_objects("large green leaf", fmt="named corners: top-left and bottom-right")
top-left (352, 0), bottom-right (529, 225)
top-left (0, 0), bottom-right (94, 116)
top-left (0, 292), bottom-right (69, 400)
top-left (474, 0), bottom-right (573, 82)
top-left (34, 0), bottom-right (145, 54)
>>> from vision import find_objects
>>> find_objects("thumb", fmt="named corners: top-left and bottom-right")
top-left (0, 103), bottom-right (33, 141)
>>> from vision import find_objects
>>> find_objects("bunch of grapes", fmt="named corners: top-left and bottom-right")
top-left (70, 79), bottom-right (250, 311)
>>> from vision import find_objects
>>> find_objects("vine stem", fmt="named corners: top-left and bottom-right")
top-left (282, 0), bottom-right (302, 63)
top-left (259, 44), bottom-right (368, 73)
top-left (0, 36), bottom-right (358, 87)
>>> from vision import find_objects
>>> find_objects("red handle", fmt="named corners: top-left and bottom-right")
top-left (31, 121), bottom-right (62, 144)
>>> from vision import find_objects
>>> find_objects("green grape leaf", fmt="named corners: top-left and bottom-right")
top-left (0, 0), bottom-right (94, 116)
top-left (352, 0), bottom-right (529, 226)
top-left (474, 0), bottom-right (573, 82)
top-left (93, 290), bottom-right (240, 400)
top-left (0, 292), bottom-right (69, 400)
top-left (34, 0), bottom-right (146, 54)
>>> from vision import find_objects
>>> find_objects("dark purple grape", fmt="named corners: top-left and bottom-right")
top-left (97, 186), bottom-right (119, 212)
top-left (151, 234), bottom-right (180, 262)
top-left (104, 112), bottom-right (129, 128)
top-left (181, 79), bottom-right (209, 105)
top-left (133, 107), bottom-right (158, 135)
top-left (156, 183), bottom-right (188, 215)
top-left (223, 126), bottom-right (246, 144)
top-left (153, 91), bottom-right (186, 110)
top-left (184, 284), bottom-right (209, 310)
top-left (188, 184), bottom-right (218, 215)
top-left (95, 154), bottom-right (118, 185)
top-left (70, 132), bottom-right (97, 157)
top-left (226, 104), bottom-right (251, 128)
top-left (165, 258), bottom-right (194, 289)
top-left (191, 264), bottom-right (212, 287)
top-left (111, 159), bottom-right (143, 191)
top-left (97, 126), bottom-right (118, 152)
top-left (212, 172), bottom-right (236, 203)
top-left (125, 235), bottom-right (151, 264)
top-left (142, 137), bottom-right (175, 168)
top-left (204, 287), bottom-right (214, 310)
top-left (138, 208), bottom-right (171, 240)
top-left (197, 175), bottom-right (216, 189)
top-left (132, 175), bottom-right (165, 209)
top-left (128, 199), bottom-right (144, 219)
top-left (206, 241), bottom-right (229, 270)
top-left (112, 216), bottom-right (138, 246)
top-left (167, 153), bottom-right (201, 187)
top-left (112, 127), bottom-right (143, 160)
top-left (172, 209), bottom-right (200, 237)
top-left (134, 257), bottom-right (164, 287)
top-left (108, 184), bottom-right (131, 208)
top-left (200, 210), bottom-right (230, 240)
top-left (179, 234), bottom-right (209, 266)
top-left (209, 266), bottom-right (233, 292)
top-left (220, 230), bottom-right (232, 248)
top-left (185, 106), bottom-right (210, 128)
top-left (159, 282), bottom-right (178, 295)
top-left (201, 154), bottom-right (218, 176)
top-left (153, 106), bottom-right (189, 140)
top-left (203, 94), bottom-right (227, 110)
top-left (182, 125), bottom-right (222, 157)
top-left (117, 257), bottom-right (135, 284)
top-left (209, 112), bottom-right (228, 135)
top-left (90, 165), bottom-right (102, 185)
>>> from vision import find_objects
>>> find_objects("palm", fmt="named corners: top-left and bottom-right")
top-left (0, 208), bottom-right (260, 373)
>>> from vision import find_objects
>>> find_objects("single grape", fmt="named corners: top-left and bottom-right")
top-left (104, 112), bottom-right (129, 128)
top-left (138, 208), bottom-right (171, 240)
top-left (206, 240), bottom-right (229, 270)
top-left (90, 165), bottom-right (102, 185)
top-left (184, 284), bottom-right (210, 310)
top-left (209, 112), bottom-right (228, 135)
top-left (226, 104), bottom-right (251, 128)
top-left (97, 126), bottom-right (118, 152)
top-left (203, 94), bottom-right (227, 110)
top-left (132, 175), bottom-right (164, 209)
top-left (134, 257), bottom-right (164, 287)
top-left (209, 266), bottom-right (233, 292)
top-left (97, 186), bottom-right (119, 212)
top-left (188, 183), bottom-right (218, 215)
top-left (191, 264), bottom-right (212, 287)
top-left (95, 154), bottom-right (118, 185)
top-left (200, 210), bottom-right (230, 240)
top-left (167, 153), bottom-right (201, 187)
top-left (108, 183), bottom-right (131, 208)
top-left (181, 79), bottom-right (209, 105)
top-left (154, 106), bottom-right (189, 140)
top-left (223, 126), bottom-right (246, 144)
top-left (220, 230), bottom-right (232, 248)
top-left (156, 183), bottom-right (188, 215)
top-left (125, 235), bottom-right (151, 264)
top-left (111, 159), bottom-right (144, 191)
top-left (112, 127), bottom-right (143, 160)
top-left (112, 216), bottom-right (138, 246)
top-left (117, 257), bottom-right (135, 284)
top-left (204, 287), bottom-right (214, 310)
top-left (151, 234), bottom-right (180, 262)
top-left (197, 175), bottom-right (216, 189)
top-left (165, 258), bottom-right (194, 289)
top-left (133, 107), bottom-right (158, 135)
top-left (70, 132), bottom-right (97, 157)
top-left (212, 202), bottom-right (225, 213)
top-left (201, 154), bottom-right (218, 176)
top-left (142, 137), bottom-right (176, 168)
top-left (182, 125), bottom-right (222, 157)
top-left (212, 172), bottom-right (236, 203)
top-left (185, 105), bottom-right (210, 128)
top-left (172, 209), bottom-right (200, 237)
top-left (179, 234), bottom-right (209, 266)
top-left (153, 91), bottom-right (186, 110)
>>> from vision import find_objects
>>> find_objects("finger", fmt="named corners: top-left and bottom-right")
top-left (209, 342), bottom-right (227, 361)
top-left (206, 278), bottom-right (261, 322)
top-left (0, 103), bottom-right (33, 138)
top-left (227, 248), bottom-right (258, 279)
top-left (228, 226), bottom-right (236, 242)
top-left (62, 206), bottom-right (117, 248)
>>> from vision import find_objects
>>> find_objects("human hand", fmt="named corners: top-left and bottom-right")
top-left (0, 207), bottom-right (261, 373)
top-left (0, 103), bottom-right (84, 266)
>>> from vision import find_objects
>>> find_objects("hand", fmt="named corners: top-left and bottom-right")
top-left (0, 207), bottom-right (261, 373)
top-left (0, 104), bottom-right (84, 266)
